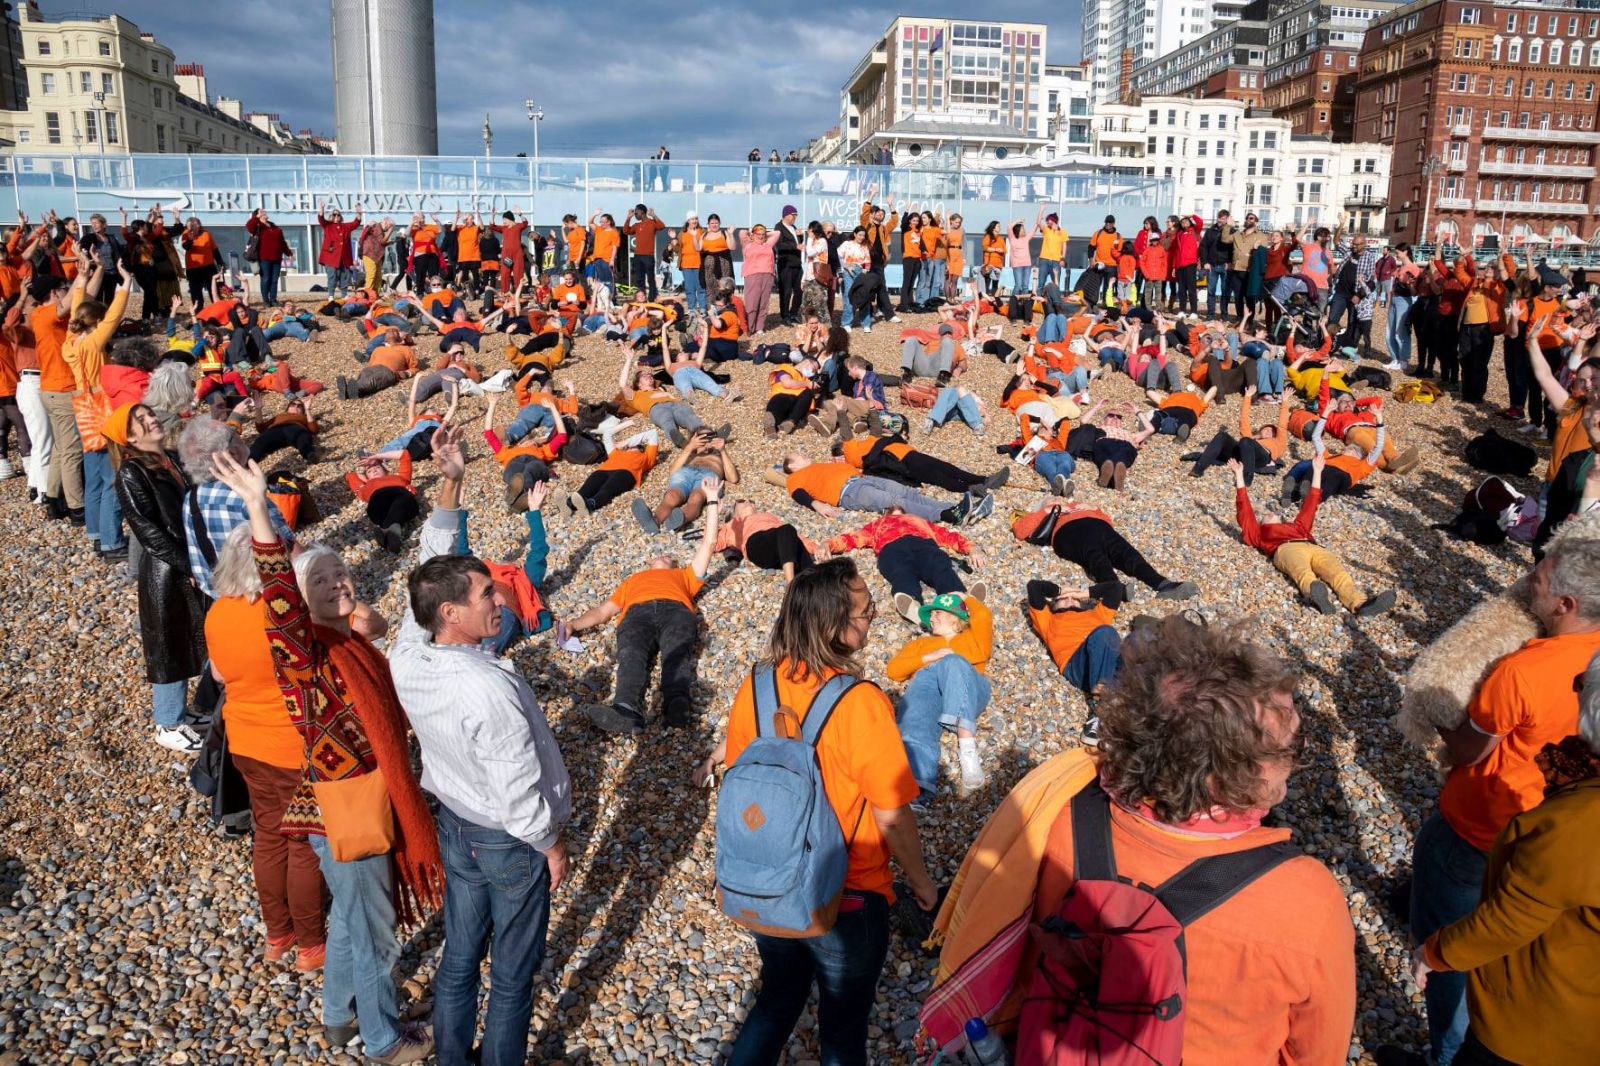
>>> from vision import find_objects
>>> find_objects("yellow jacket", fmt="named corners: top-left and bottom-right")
top-left (62, 284), bottom-right (130, 392)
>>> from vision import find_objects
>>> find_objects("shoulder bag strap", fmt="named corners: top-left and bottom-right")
top-left (187, 486), bottom-right (218, 568)
top-left (1154, 842), bottom-right (1301, 928)
top-left (751, 662), bottom-right (780, 739)
top-left (1069, 778), bottom-right (1119, 883)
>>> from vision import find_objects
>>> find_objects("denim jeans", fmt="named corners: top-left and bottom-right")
top-left (928, 387), bottom-right (982, 429)
top-left (1099, 347), bottom-right (1127, 372)
top-left (1039, 313), bottom-right (1066, 343)
top-left (1049, 367), bottom-right (1090, 395)
top-left (1061, 626), bottom-right (1121, 694)
top-left (1038, 259), bottom-right (1059, 290)
top-left (672, 366), bottom-right (723, 399)
top-left (896, 655), bottom-right (991, 793)
top-left (587, 260), bottom-right (615, 297)
top-left (265, 321), bottom-right (311, 343)
top-left (324, 265), bottom-right (348, 297)
top-left (1410, 811), bottom-right (1488, 1066)
top-left (1386, 294), bottom-right (1414, 365)
top-left (839, 270), bottom-right (860, 328)
top-left (259, 258), bottom-right (282, 306)
top-left (916, 257), bottom-right (946, 304)
top-left (729, 890), bottom-right (891, 1066)
top-left (307, 833), bottom-right (403, 1059)
top-left (683, 267), bottom-right (706, 313)
top-left (1011, 266), bottom-right (1031, 292)
top-left (839, 476), bottom-right (946, 523)
top-left (506, 403), bottom-right (556, 445)
top-left (1255, 357), bottom-right (1286, 395)
top-left (82, 448), bottom-right (124, 549)
top-left (1033, 449), bottom-right (1077, 485)
top-left (434, 805), bottom-right (552, 1066)
top-left (1206, 265), bottom-right (1228, 316)
top-left (1326, 292), bottom-right (1352, 340)
top-left (152, 679), bottom-right (188, 728)
top-left (648, 401), bottom-right (705, 437)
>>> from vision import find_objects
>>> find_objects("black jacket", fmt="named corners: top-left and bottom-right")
top-left (1199, 224), bottom-right (1229, 269)
top-left (114, 455), bottom-right (211, 684)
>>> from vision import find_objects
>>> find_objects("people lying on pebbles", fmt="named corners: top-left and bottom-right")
top-left (1008, 494), bottom-right (1199, 602)
top-left (775, 451), bottom-right (994, 527)
top-left (824, 504), bottom-right (989, 625)
top-left (633, 426), bottom-right (739, 534)
top-left (713, 500), bottom-right (817, 582)
top-left (559, 475), bottom-right (724, 734)
top-left (834, 430), bottom-right (1008, 498)
top-left (886, 590), bottom-right (994, 803)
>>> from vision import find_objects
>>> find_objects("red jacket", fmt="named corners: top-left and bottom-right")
top-left (245, 216), bottom-right (289, 262)
top-left (827, 513), bottom-right (971, 557)
top-left (317, 215), bottom-right (361, 269)
top-left (1169, 228), bottom-right (1199, 269)
top-left (1238, 487), bottom-right (1321, 555)
top-left (100, 363), bottom-right (148, 408)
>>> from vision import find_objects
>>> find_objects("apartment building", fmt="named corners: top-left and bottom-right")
top-left (1263, 0), bottom-right (1402, 136)
top-left (1084, 0), bottom-right (1246, 103)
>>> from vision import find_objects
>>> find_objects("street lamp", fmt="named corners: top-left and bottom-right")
top-left (1417, 154), bottom-right (1442, 251)
top-left (92, 91), bottom-right (107, 156)
top-left (482, 113), bottom-right (493, 159)
top-left (524, 99), bottom-right (544, 168)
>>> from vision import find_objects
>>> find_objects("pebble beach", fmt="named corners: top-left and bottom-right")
top-left (0, 294), bottom-right (1535, 1064)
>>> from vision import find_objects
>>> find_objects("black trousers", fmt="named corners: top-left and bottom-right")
top-left (631, 255), bottom-right (658, 300)
top-left (226, 326), bottom-right (273, 367)
top-left (503, 455), bottom-right (552, 486)
top-left (1193, 431), bottom-right (1274, 485)
top-left (1172, 264), bottom-right (1197, 314)
top-left (249, 423), bottom-right (315, 463)
top-left (411, 252), bottom-right (442, 289)
top-left (365, 485), bottom-right (419, 528)
top-left (1458, 323), bottom-right (1493, 403)
top-left (1051, 517), bottom-right (1166, 590)
top-left (576, 469), bottom-right (636, 511)
top-left (902, 451), bottom-right (984, 494)
top-left (766, 391), bottom-right (815, 426)
top-left (776, 259), bottom-right (802, 320)
top-left (742, 526), bottom-right (812, 573)
top-left (899, 258), bottom-right (921, 310)
top-left (614, 600), bottom-right (699, 717)
top-left (876, 535), bottom-right (964, 603)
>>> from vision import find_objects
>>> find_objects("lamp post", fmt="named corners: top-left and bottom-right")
top-left (92, 91), bottom-right (107, 156)
top-left (482, 113), bottom-right (493, 159)
top-left (524, 99), bottom-right (544, 170)
top-left (1417, 154), bottom-right (1442, 252)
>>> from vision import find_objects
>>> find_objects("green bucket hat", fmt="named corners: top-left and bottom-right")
top-left (918, 592), bottom-right (970, 630)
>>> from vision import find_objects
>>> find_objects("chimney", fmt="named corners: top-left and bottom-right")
top-left (1118, 48), bottom-right (1134, 102)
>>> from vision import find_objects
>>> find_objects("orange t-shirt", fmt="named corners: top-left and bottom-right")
top-left (1548, 400), bottom-right (1593, 483)
top-left (768, 368), bottom-right (812, 398)
top-left (597, 443), bottom-right (657, 484)
top-left (786, 462), bottom-right (857, 506)
top-left (410, 224), bottom-right (440, 256)
top-left (456, 225), bottom-right (482, 263)
top-left (589, 227), bottom-right (620, 265)
top-left (1439, 630), bottom-right (1600, 851)
top-left (1028, 602), bottom-right (1117, 672)
top-left (628, 388), bottom-right (674, 416)
top-left (608, 565), bottom-right (704, 620)
top-left (368, 345), bottom-right (419, 377)
top-left (1090, 229), bottom-right (1123, 267)
top-left (564, 224), bottom-right (586, 262)
top-left (921, 226), bottom-right (944, 259)
top-left (840, 436), bottom-right (911, 469)
top-left (724, 660), bottom-right (920, 901)
top-left (902, 231), bottom-right (923, 260)
top-left (711, 308), bottom-right (741, 340)
top-left (1161, 392), bottom-right (1207, 416)
top-left (184, 231), bottom-right (217, 271)
top-left (207, 596), bottom-right (305, 770)
top-left (982, 234), bottom-right (1005, 269)
top-left (552, 283), bottom-right (587, 311)
top-left (678, 230), bottom-right (703, 269)
top-left (32, 303), bottom-right (72, 392)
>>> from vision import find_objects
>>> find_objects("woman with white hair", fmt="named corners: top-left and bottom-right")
top-left (1406, 648), bottom-right (1600, 1066)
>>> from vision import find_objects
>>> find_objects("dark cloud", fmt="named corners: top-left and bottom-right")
top-left (78, 0), bottom-right (1081, 156)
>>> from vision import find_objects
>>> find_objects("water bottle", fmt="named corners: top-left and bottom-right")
top-left (963, 1017), bottom-right (1010, 1065)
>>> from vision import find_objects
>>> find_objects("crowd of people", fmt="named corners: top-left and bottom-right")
top-left (1, 188), bottom-right (1598, 1066)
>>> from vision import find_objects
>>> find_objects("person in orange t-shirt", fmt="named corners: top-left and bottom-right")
top-left (559, 474), bottom-right (724, 733)
top-left (565, 432), bottom-right (659, 517)
top-left (1025, 579), bottom-right (1125, 706)
top-left (886, 591), bottom-right (994, 800)
top-left (1405, 538), bottom-right (1600, 1066)
top-left (586, 212), bottom-right (620, 294)
top-left (714, 557), bottom-right (935, 1065)
top-left (1147, 384), bottom-right (1216, 443)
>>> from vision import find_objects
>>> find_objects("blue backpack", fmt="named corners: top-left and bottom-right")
top-left (715, 664), bottom-right (860, 938)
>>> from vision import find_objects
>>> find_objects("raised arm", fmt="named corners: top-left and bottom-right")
top-left (689, 477), bottom-right (723, 578)
top-left (1526, 316), bottom-right (1571, 410)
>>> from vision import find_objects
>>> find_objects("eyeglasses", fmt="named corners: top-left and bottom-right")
top-left (849, 600), bottom-right (878, 623)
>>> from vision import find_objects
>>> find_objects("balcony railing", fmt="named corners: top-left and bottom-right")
top-left (1435, 196), bottom-right (1473, 210)
top-left (1344, 194), bottom-right (1389, 208)
top-left (1451, 122), bottom-right (1473, 136)
top-left (1476, 160), bottom-right (1598, 178)
top-left (1482, 126), bottom-right (1600, 144)
top-left (1096, 127), bottom-right (1146, 141)
top-left (1446, 158), bottom-right (1467, 172)
top-left (1476, 198), bottom-right (1591, 216)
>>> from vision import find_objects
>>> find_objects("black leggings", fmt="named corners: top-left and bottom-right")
top-left (411, 252), bottom-right (442, 289)
top-left (777, 260), bottom-right (802, 319)
top-left (1051, 517), bottom-right (1166, 590)
top-left (902, 451), bottom-right (986, 494)
top-left (576, 469), bottom-right (637, 511)
top-left (900, 258), bottom-right (922, 310)
top-left (187, 265), bottom-right (217, 306)
top-left (1192, 431), bottom-right (1274, 485)
top-left (742, 525), bottom-right (812, 573)
top-left (766, 391), bottom-right (816, 426)
top-left (365, 486), bottom-right (419, 528)
top-left (876, 534), bottom-right (964, 603)
top-left (1172, 264), bottom-right (1197, 314)
top-left (249, 423), bottom-right (315, 462)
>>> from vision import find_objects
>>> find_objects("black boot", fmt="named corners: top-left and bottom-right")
top-left (44, 495), bottom-right (67, 520)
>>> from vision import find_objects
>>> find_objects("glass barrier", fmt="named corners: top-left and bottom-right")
top-left (248, 157), bottom-right (310, 191)
top-left (363, 158), bottom-right (418, 193)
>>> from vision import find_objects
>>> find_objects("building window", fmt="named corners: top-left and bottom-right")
top-left (1508, 40), bottom-right (1522, 62)
top-left (1166, 136), bottom-right (1176, 152)
top-left (1453, 72), bottom-right (1470, 91)
top-left (1524, 77), bottom-right (1535, 97)
top-left (1529, 40), bottom-right (1543, 63)
top-left (1506, 13), bottom-right (1518, 32)
top-left (16, 128), bottom-right (30, 144)
top-left (105, 112), bottom-right (119, 145)
top-left (151, 59), bottom-right (159, 74)
top-left (45, 112), bottom-right (60, 144)
top-left (1568, 81), bottom-right (1577, 99)
top-left (1504, 76), bottom-right (1515, 96)
top-left (1591, 42), bottom-right (1600, 65)
top-left (156, 124), bottom-right (166, 152)
top-left (1551, 40), bottom-right (1564, 65)
top-left (152, 87), bottom-right (162, 108)
top-left (79, 71), bottom-right (92, 93)
top-left (98, 40), bottom-right (110, 56)
top-left (1148, 108), bottom-right (1158, 125)
top-left (1197, 169), bottom-right (1207, 186)
top-left (1198, 139), bottom-right (1208, 156)
top-left (1459, 6), bottom-right (1479, 23)
top-left (37, 41), bottom-right (50, 55)
top-left (1146, 136), bottom-right (1157, 153)
top-left (1264, 131), bottom-right (1277, 148)
top-left (1588, 82), bottom-right (1597, 100)
top-left (40, 73), bottom-right (54, 94)
top-left (1199, 114), bottom-right (1210, 129)
top-left (101, 73), bottom-right (113, 95)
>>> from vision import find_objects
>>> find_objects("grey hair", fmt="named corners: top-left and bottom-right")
top-left (145, 361), bottom-right (194, 436)
top-left (177, 416), bottom-right (236, 483)
top-left (1582, 651), bottom-right (1600, 753)
top-left (1545, 535), bottom-right (1600, 622)
top-left (211, 525), bottom-right (263, 600)
top-left (291, 542), bottom-right (347, 597)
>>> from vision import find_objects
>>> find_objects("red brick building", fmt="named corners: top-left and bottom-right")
top-left (1353, 0), bottom-right (1600, 250)
top-left (1204, 66), bottom-right (1267, 106)
top-left (1265, 1), bottom-right (1403, 137)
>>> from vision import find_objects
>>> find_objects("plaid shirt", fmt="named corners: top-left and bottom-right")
top-left (184, 481), bottom-right (293, 598)
top-left (1336, 242), bottom-right (1381, 319)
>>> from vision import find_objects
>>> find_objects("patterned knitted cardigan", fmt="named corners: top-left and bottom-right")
top-left (254, 539), bottom-right (444, 926)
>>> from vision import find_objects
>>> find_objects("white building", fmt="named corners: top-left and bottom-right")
top-left (838, 16), bottom-right (1049, 166)
top-left (0, 5), bottom-right (325, 154)
top-left (1085, 96), bottom-right (1390, 231)
top-left (1041, 63), bottom-right (1096, 162)
top-left (1083, 0), bottom-right (1248, 104)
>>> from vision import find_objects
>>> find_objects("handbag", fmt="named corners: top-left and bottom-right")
top-left (72, 386), bottom-right (113, 452)
top-left (311, 768), bottom-right (396, 862)
top-left (243, 232), bottom-right (260, 263)
top-left (188, 673), bottom-right (251, 825)
top-left (1024, 505), bottom-right (1067, 545)
top-left (814, 260), bottom-right (835, 289)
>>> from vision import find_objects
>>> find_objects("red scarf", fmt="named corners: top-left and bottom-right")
top-left (321, 626), bottom-right (446, 927)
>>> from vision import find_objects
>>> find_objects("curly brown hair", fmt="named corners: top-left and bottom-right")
top-left (1096, 616), bottom-right (1299, 824)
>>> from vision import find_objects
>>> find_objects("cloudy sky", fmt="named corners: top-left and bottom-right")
top-left (88, 1), bottom-right (1083, 158)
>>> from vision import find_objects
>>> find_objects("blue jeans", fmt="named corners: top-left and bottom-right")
top-left (916, 257), bottom-right (946, 304)
top-left (672, 365), bottom-right (723, 398)
top-left (587, 260), bottom-right (614, 297)
top-left (505, 403), bottom-right (555, 445)
top-left (1256, 357), bottom-right (1286, 395)
top-left (839, 269), bottom-right (860, 328)
top-left (582, 313), bottom-right (607, 333)
top-left (1011, 266), bottom-right (1031, 292)
top-left (259, 258), bottom-right (282, 307)
top-left (838, 477), bottom-right (946, 523)
top-left (265, 321), bottom-right (311, 343)
top-left (1034, 449), bottom-right (1077, 485)
top-left (927, 386), bottom-right (982, 430)
top-left (683, 267), bottom-right (706, 313)
top-left (1049, 367), bottom-right (1090, 395)
top-left (730, 891), bottom-right (891, 1066)
top-left (1387, 294), bottom-right (1414, 365)
top-left (1410, 812), bottom-right (1488, 1066)
top-left (1098, 347), bottom-right (1127, 372)
top-left (1039, 313), bottom-right (1066, 343)
top-left (324, 265), bottom-right (348, 297)
top-left (1206, 265), bottom-right (1228, 316)
top-left (896, 655), bottom-right (991, 794)
top-left (434, 805), bottom-right (552, 1066)
top-left (82, 448), bottom-right (124, 549)
top-left (307, 833), bottom-right (403, 1059)
top-left (1038, 259), bottom-right (1059, 290)
top-left (152, 679), bottom-right (188, 728)
top-left (1061, 626), bottom-right (1121, 694)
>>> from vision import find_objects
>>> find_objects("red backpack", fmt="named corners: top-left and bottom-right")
top-left (1016, 781), bottom-right (1297, 1065)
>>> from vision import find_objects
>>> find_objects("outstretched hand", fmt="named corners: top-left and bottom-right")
top-left (432, 424), bottom-right (466, 481)
top-left (211, 450), bottom-right (267, 508)
top-left (701, 475), bottom-right (723, 504)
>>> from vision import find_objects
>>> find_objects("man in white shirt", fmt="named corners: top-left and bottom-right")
top-left (389, 427), bottom-right (571, 1066)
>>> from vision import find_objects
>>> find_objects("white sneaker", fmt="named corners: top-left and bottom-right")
top-left (0, 459), bottom-right (14, 480)
top-left (843, 325), bottom-right (853, 333)
top-left (957, 738), bottom-right (986, 792)
top-left (862, 324), bottom-right (873, 334)
top-left (155, 724), bottom-right (204, 753)
top-left (1382, 360), bottom-right (1404, 372)
top-left (1517, 423), bottom-right (1540, 435)
top-left (890, 315), bottom-right (902, 323)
